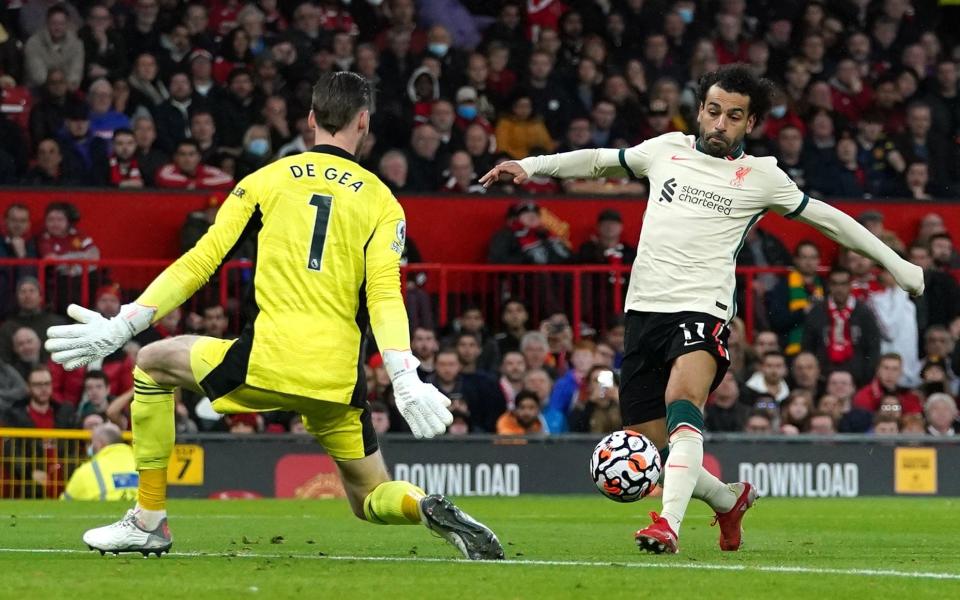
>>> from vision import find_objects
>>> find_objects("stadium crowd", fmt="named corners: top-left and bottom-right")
top-left (0, 0), bottom-right (956, 198)
top-left (0, 0), bottom-right (959, 440)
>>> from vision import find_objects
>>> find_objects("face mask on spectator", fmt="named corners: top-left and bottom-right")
top-left (457, 105), bottom-right (478, 120)
top-left (770, 104), bottom-right (787, 119)
top-left (678, 8), bottom-right (694, 24)
top-left (248, 138), bottom-right (270, 156)
top-left (429, 43), bottom-right (449, 57)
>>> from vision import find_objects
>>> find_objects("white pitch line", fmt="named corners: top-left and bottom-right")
top-left (0, 548), bottom-right (957, 581)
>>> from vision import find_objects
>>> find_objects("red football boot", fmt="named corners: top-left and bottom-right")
top-left (712, 482), bottom-right (758, 551)
top-left (635, 512), bottom-right (679, 554)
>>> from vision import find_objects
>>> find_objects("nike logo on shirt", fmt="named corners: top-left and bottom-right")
top-left (670, 155), bottom-right (689, 161)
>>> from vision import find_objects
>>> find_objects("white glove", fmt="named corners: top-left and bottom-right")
top-left (45, 303), bottom-right (155, 370)
top-left (383, 350), bottom-right (453, 439)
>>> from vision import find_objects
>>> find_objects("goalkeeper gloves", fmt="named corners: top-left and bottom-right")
top-left (46, 303), bottom-right (156, 370)
top-left (383, 350), bottom-right (453, 439)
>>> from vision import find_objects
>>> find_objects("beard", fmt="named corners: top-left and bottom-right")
top-left (699, 127), bottom-right (744, 157)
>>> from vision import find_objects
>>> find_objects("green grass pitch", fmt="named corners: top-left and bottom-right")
top-left (1, 496), bottom-right (958, 599)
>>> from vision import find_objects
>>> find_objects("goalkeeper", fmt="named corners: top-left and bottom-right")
top-left (46, 72), bottom-right (503, 561)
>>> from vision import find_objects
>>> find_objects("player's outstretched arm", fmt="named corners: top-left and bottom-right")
top-left (794, 198), bottom-right (924, 295)
top-left (479, 148), bottom-right (625, 187)
top-left (46, 181), bottom-right (261, 370)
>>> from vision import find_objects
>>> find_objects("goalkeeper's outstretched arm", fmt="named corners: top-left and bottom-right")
top-left (45, 182), bottom-right (260, 370)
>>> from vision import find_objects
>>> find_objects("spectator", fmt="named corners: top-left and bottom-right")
top-left (188, 109), bottom-right (223, 165)
top-left (495, 391), bottom-right (544, 435)
top-left (10, 326), bottom-right (46, 382)
top-left (775, 124), bottom-right (815, 192)
top-left (926, 59), bottom-right (959, 141)
top-left (908, 243), bottom-right (960, 331)
top-left (522, 368), bottom-right (554, 410)
top-left (924, 393), bottom-right (959, 436)
top-left (823, 370), bottom-right (873, 433)
top-left (131, 115), bottom-right (168, 186)
top-left (897, 161), bottom-right (948, 200)
top-left (188, 49), bottom-right (219, 102)
top-left (568, 366), bottom-right (621, 434)
top-left (790, 351), bottom-right (824, 398)
top-left (37, 200), bottom-right (100, 276)
top-left (0, 277), bottom-right (65, 362)
top-left (24, 4), bottom-right (85, 90)
top-left (0, 204), bottom-right (39, 312)
top-left (920, 326), bottom-right (958, 395)
top-left (817, 133), bottom-right (868, 197)
top-left (276, 114), bottom-right (312, 159)
top-left (527, 50), bottom-right (571, 139)
top-left (127, 52), bottom-right (168, 111)
top-left (445, 305), bottom-right (500, 374)
top-left (441, 150), bottom-right (485, 194)
top-left (61, 423), bottom-right (136, 500)
top-left (768, 241), bottom-right (824, 357)
top-left (705, 371), bottom-right (750, 432)
top-left (58, 100), bottom-right (109, 185)
top-left (411, 326), bottom-right (439, 379)
top-left (155, 139), bottom-right (234, 190)
top-left (214, 68), bottom-right (261, 148)
top-left (493, 300), bottom-right (529, 356)
top-left (0, 355), bottom-right (27, 414)
top-left (872, 413), bottom-right (900, 435)
top-left (853, 353), bottom-right (923, 415)
top-left (454, 331), bottom-right (486, 377)
top-left (744, 351), bottom-right (790, 405)
top-left (86, 78), bottom-right (130, 141)
top-left (744, 410), bottom-right (773, 434)
top-left (829, 58), bottom-right (873, 123)
top-left (546, 340), bottom-right (596, 432)
top-left (462, 122), bottom-right (495, 176)
top-left (104, 128), bottom-right (144, 188)
top-left (4, 365), bottom-right (74, 428)
top-left (427, 349), bottom-right (503, 433)
top-left (377, 150), bottom-right (409, 193)
top-left (854, 111), bottom-right (905, 196)
top-left (930, 233), bottom-right (960, 270)
top-left (808, 410), bottom-right (837, 435)
top-left (520, 331), bottom-right (551, 375)
top-left (870, 265), bottom-right (920, 386)
top-left (497, 351), bottom-right (526, 409)
top-left (76, 370), bottom-right (111, 421)
top-left (488, 200), bottom-right (571, 265)
top-left (28, 68), bottom-right (72, 144)
top-left (894, 101), bottom-right (955, 192)
top-left (404, 123), bottom-right (441, 192)
top-left (235, 124), bottom-right (273, 179)
top-left (152, 72), bottom-right (199, 154)
top-left (79, 3), bottom-right (127, 82)
top-left (226, 413), bottom-right (261, 434)
top-left (494, 91), bottom-right (556, 160)
top-left (200, 304), bottom-right (229, 338)
top-left (803, 267), bottom-right (881, 386)
top-left (576, 209), bottom-right (637, 266)
top-left (781, 389), bottom-right (814, 432)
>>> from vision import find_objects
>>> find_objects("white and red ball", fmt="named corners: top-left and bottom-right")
top-left (589, 430), bottom-right (662, 502)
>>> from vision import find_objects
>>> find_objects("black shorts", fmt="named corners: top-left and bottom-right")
top-left (619, 310), bottom-right (731, 426)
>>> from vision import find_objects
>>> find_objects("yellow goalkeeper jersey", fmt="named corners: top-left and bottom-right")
top-left (137, 145), bottom-right (409, 403)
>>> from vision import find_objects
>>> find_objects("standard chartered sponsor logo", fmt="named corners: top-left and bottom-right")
top-left (678, 184), bottom-right (735, 215)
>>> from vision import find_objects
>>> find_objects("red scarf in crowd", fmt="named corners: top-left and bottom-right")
top-left (109, 155), bottom-right (143, 186)
top-left (826, 296), bottom-right (856, 364)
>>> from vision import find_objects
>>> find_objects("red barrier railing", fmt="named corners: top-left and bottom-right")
top-left (0, 259), bottom-right (938, 341)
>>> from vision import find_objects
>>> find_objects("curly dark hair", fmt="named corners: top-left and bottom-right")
top-left (696, 65), bottom-right (774, 123)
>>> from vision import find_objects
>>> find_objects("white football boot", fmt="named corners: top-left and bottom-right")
top-left (83, 509), bottom-right (173, 557)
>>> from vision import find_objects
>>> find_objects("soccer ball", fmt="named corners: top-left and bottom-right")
top-left (590, 430), bottom-right (662, 502)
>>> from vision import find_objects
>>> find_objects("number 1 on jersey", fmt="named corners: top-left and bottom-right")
top-left (308, 194), bottom-right (333, 271)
